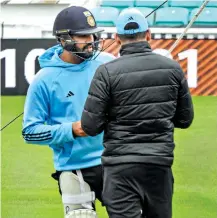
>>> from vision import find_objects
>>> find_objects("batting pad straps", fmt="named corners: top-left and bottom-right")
top-left (62, 192), bottom-right (95, 205)
top-left (76, 169), bottom-right (86, 194)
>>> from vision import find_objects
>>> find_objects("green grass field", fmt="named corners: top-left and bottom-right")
top-left (1, 96), bottom-right (217, 218)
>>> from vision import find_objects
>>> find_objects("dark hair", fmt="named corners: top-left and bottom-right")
top-left (118, 22), bottom-right (147, 41)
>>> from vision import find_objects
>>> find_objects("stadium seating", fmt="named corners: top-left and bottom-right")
top-left (93, 0), bottom-right (217, 28)
top-left (168, 0), bottom-right (204, 9)
top-left (155, 7), bottom-right (189, 26)
top-left (190, 7), bottom-right (217, 26)
top-left (136, 7), bottom-right (155, 26)
top-left (135, 0), bottom-right (168, 8)
top-left (207, 0), bottom-right (217, 7)
top-left (3, 0), bottom-right (216, 28)
top-left (90, 7), bottom-right (119, 27)
top-left (100, 0), bottom-right (134, 10)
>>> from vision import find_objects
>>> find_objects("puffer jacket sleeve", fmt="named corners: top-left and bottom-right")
top-left (173, 67), bottom-right (194, 129)
top-left (81, 65), bottom-right (110, 136)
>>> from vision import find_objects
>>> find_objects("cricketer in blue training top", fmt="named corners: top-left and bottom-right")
top-left (22, 6), bottom-right (115, 217)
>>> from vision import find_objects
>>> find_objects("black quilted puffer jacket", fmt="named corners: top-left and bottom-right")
top-left (81, 41), bottom-right (194, 167)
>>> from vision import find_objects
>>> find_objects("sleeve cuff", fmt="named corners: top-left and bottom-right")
top-left (62, 122), bottom-right (74, 141)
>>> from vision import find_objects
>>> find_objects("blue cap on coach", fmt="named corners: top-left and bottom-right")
top-left (116, 8), bottom-right (149, 35)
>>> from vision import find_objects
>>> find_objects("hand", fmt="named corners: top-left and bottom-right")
top-left (72, 121), bottom-right (87, 137)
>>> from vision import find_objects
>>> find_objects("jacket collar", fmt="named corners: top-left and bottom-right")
top-left (120, 41), bottom-right (152, 56)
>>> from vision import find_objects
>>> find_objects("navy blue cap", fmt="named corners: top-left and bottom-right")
top-left (116, 8), bottom-right (149, 35)
top-left (53, 6), bottom-right (104, 36)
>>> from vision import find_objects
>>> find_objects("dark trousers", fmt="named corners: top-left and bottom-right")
top-left (102, 163), bottom-right (174, 218)
top-left (51, 165), bottom-right (103, 204)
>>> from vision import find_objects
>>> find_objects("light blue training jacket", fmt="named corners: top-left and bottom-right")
top-left (22, 44), bottom-right (115, 171)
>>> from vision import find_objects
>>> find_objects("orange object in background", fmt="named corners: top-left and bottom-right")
top-left (102, 39), bottom-right (217, 96)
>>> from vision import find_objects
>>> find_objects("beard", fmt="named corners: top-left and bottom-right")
top-left (74, 42), bottom-right (96, 59)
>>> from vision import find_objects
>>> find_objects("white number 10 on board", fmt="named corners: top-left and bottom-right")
top-left (0, 48), bottom-right (45, 88)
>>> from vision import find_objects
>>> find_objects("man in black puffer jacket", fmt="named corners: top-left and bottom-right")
top-left (81, 8), bottom-right (194, 218)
